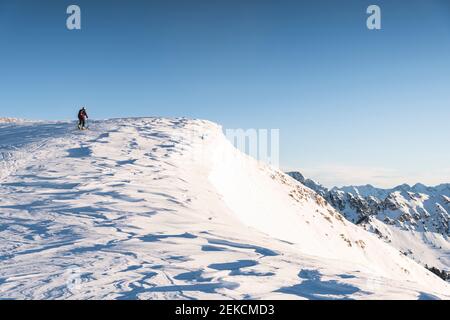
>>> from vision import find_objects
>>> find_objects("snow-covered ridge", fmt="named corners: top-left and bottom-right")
top-left (0, 118), bottom-right (449, 299)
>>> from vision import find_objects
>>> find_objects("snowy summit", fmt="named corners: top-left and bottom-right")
top-left (0, 117), bottom-right (449, 299)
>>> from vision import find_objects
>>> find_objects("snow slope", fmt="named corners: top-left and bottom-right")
top-left (0, 118), bottom-right (449, 299)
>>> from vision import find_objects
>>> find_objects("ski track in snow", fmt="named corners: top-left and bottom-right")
top-left (0, 118), bottom-right (449, 300)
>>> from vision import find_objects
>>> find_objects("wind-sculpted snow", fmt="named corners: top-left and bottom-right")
top-left (0, 118), bottom-right (449, 299)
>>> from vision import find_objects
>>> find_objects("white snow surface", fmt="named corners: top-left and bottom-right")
top-left (0, 118), bottom-right (449, 300)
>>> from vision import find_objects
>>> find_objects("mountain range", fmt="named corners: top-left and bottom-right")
top-left (287, 171), bottom-right (449, 280)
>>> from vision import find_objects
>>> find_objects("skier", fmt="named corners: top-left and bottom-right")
top-left (77, 107), bottom-right (88, 130)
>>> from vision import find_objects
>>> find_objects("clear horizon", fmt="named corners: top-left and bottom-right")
top-left (1, 0), bottom-right (449, 188)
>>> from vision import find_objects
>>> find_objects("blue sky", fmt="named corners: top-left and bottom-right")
top-left (1, 0), bottom-right (449, 187)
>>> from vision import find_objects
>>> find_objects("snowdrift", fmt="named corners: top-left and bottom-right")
top-left (0, 118), bottom-right (448, 299)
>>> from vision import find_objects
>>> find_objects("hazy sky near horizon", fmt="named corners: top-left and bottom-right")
top-left (1, 0), bottom-right (450, 188)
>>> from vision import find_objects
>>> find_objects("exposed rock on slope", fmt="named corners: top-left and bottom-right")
top-left (287, 171), bottom-right (450, 275)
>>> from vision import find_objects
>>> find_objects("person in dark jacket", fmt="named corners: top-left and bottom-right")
top-left (77, 107), bottom-right (88, 129)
